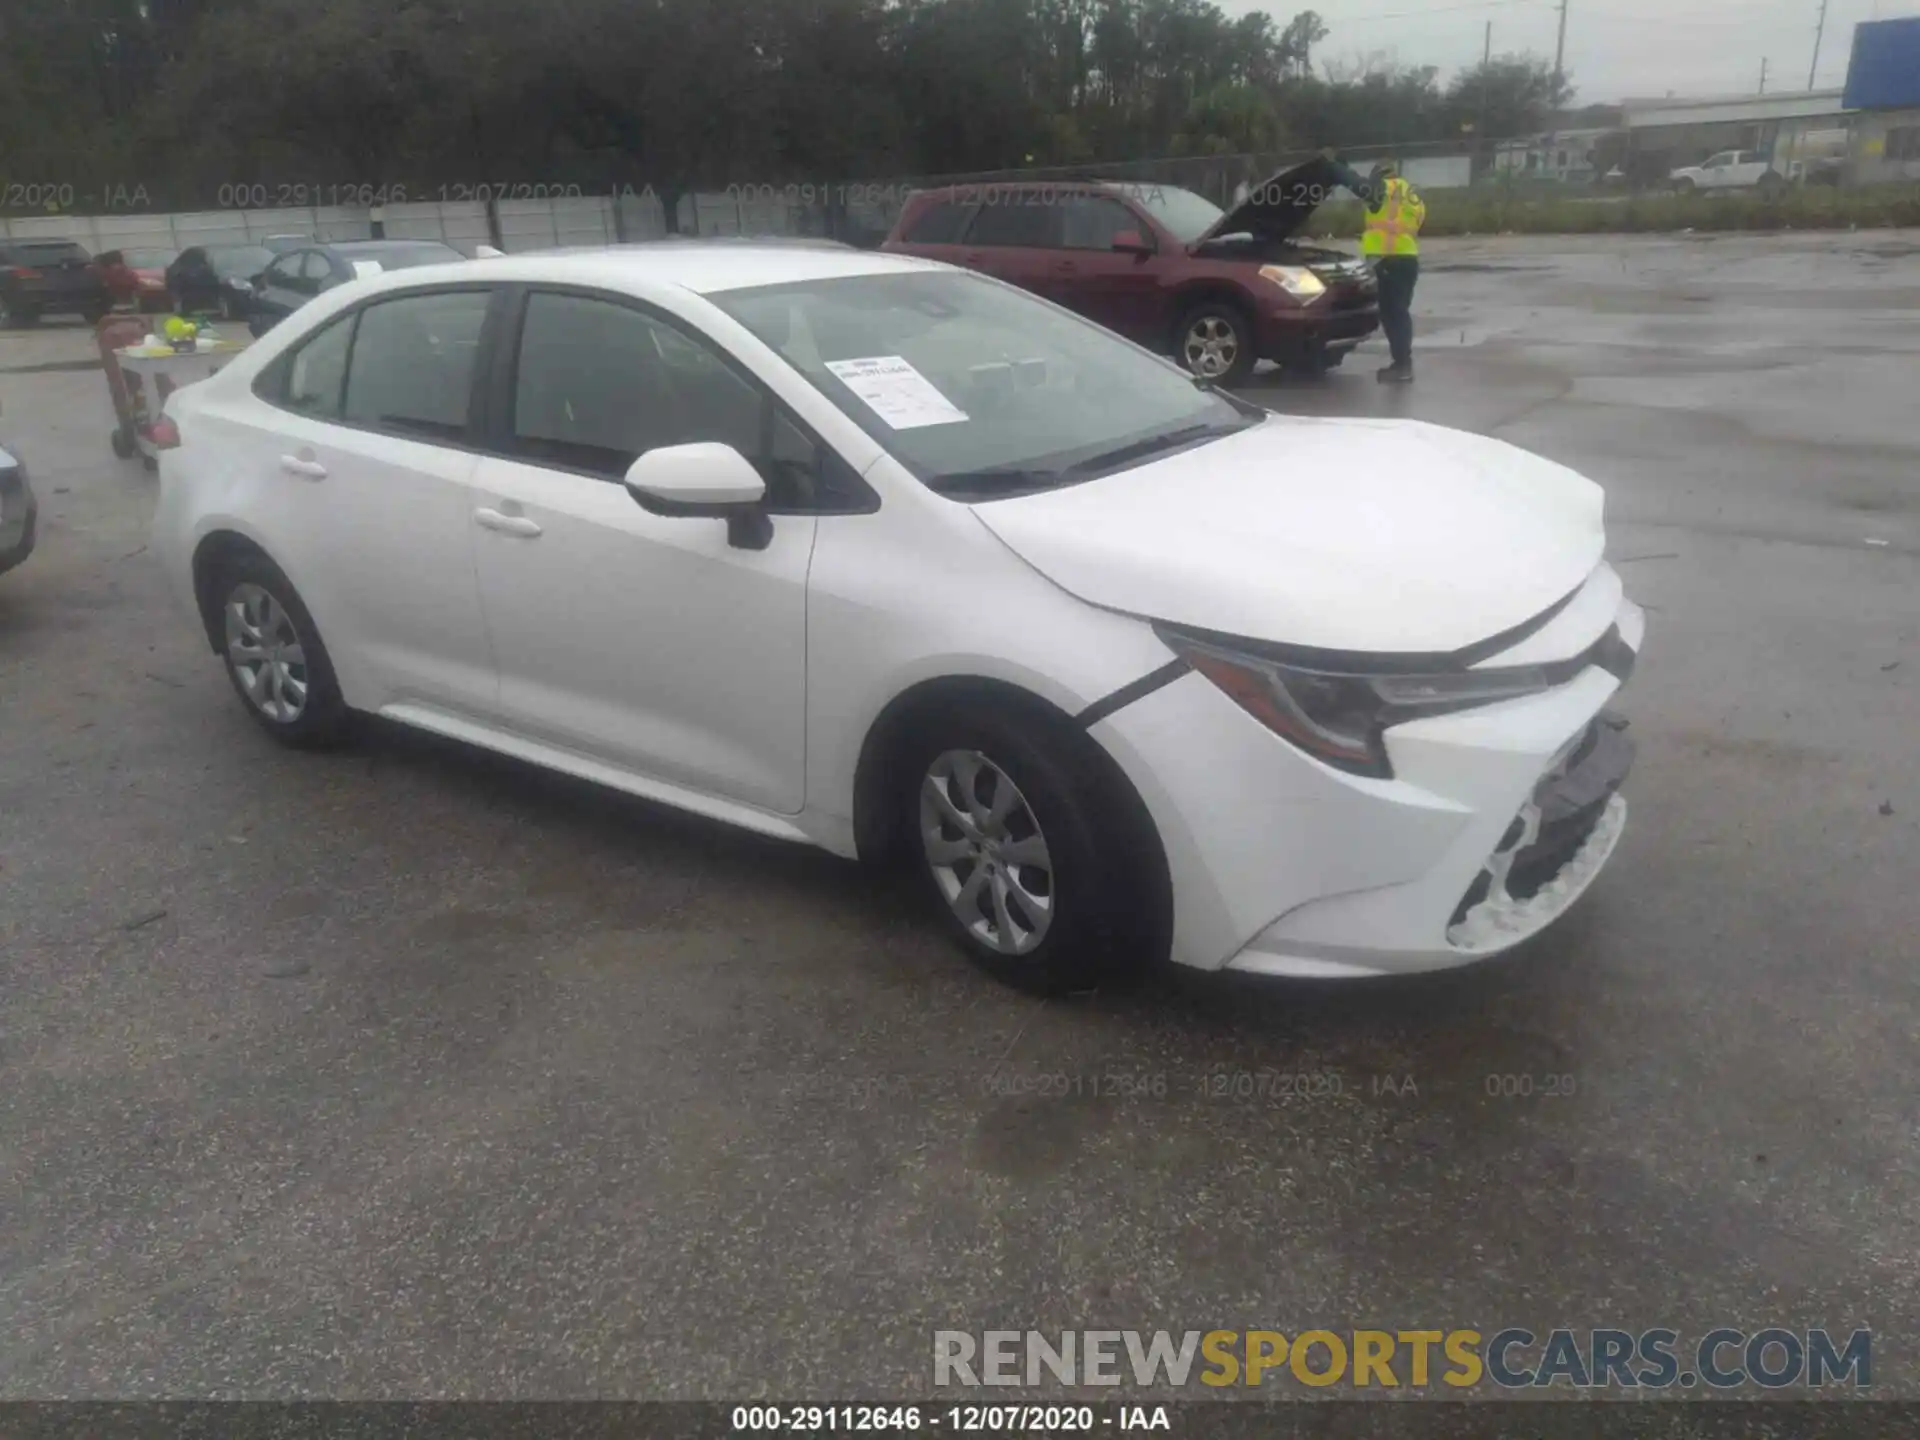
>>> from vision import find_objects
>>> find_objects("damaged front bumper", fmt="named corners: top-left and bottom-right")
top-left (1446, 713), bottom-right (1636, 952)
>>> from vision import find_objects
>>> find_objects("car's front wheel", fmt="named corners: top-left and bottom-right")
top-left (1176, 300), bottom-right (1257, 386)
top-left (213, 553), bottom-right (349, 747)
top-left (903, 704), bottom-right (1156, 995)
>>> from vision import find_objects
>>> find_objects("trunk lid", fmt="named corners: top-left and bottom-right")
top-left (970, 415), bottom-right (1608, 658)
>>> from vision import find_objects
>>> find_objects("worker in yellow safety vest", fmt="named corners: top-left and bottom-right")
top-left (1326, 154), bottom-right (1426, 383)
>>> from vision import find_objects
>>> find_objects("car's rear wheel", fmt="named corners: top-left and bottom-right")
top-left (4, 301), bottom-right (39, 328)
top-left (902, 704), bottom-right (1155, 995)
top-left (1674, 178), bottom-right (1696, 195)
top-left (213, 553), bottom-right (349, 747)
top-left (1176, 300), bottom-right (1257, 386)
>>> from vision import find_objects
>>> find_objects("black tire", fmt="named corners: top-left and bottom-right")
top-left (1674, 178), bottom-right (1696, 195)
top-left (1757, 172), bottom-right (1785, 195)
top-left (1174, 299), bottom-right (1258, 386)
top-left (9, 305), bottom-right (40, 328)
top-left (110, 426), bottom-right (135, 459)
top-left (210, 551), bottom-right (350, 748)
top-left (901, 702), bottom-right (1158, 996)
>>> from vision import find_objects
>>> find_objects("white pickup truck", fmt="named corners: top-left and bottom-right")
top-left (1668, 149), bottom-right (1786, 192)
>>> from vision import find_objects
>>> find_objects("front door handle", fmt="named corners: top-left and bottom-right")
top-left (474, 507), bottom-right (542, 538)
top-left (278, 454), bottom-right (327, 480)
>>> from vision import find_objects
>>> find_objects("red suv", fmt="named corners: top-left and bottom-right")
top-left (881, 157), bottom-right (1377, 385)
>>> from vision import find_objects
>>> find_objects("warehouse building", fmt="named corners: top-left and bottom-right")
top-left (1843, 16), bottom-right (1920, 184)
top-left (1616, 16), bottom-right (1920, 187)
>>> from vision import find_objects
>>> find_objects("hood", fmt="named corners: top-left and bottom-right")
top-left (1194, 156), bottom-right (1342, 247)
top-left (971, 416), bottom-right (1607, 657)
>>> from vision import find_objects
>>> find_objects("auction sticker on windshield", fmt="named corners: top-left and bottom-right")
top-left (824, 355), bottom-right (969, 429)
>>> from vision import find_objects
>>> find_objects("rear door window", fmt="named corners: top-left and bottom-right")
top-left (964, 198), bottom-right (1057, 248)
top-left (341, 290), bottom-right (491, 441)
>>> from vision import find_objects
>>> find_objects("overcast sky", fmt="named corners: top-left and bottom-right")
top-left (1217, 0), bottom-right (1920, 104)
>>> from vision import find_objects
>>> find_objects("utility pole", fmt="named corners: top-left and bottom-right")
top-left (1480, 21), bottom-right (1494, 180)
top-left (1808, 0), bottom-right (1829, 90)
top-left (1480, 20), bottom-right (1493, 134)
top-left (1759, 57), bottom-right (1769, 94)
top-left (1552, 0), bottom-right (1570, 101)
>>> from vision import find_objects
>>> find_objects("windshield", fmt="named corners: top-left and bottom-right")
top-left (712, 270), bottom-right (1259, 498)
top-left (1129, 184), bottom-right (1226, 243)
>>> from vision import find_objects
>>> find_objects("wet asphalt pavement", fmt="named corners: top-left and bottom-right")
top-left (1, 232), bottom-right (1916, 1401)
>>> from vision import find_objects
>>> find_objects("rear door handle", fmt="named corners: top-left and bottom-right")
top-left (475, 507), bottom-right (542, 538)
top-left (278, 454), bottom-right (327, 480)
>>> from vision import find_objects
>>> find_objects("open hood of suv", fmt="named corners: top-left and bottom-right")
top-left (1193, 156), bottom-right (1342, 247)
top-left (970, 415), bottom-right (1608, 658)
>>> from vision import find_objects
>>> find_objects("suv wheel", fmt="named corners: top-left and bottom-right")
top-left (903, 704), bottom-right (1154, 995)
top-left (1176, 300), bottom-right (1256, 385)
top-left (214, 553), bottom-right (349, 747)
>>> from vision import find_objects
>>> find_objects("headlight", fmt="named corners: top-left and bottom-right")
top-left (1258, 264), bottom-right (1326, 300)
top-left (1158, 628), bottom-right (1555, 778)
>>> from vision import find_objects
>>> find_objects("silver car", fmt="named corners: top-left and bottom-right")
top-left (0, 442), bottom-right (37, 577)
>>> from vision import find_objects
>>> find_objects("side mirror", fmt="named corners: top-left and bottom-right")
top-left (1111, 230), bottom-right (1153, 255)
top-left (623, 442), bottom-right (772, 550)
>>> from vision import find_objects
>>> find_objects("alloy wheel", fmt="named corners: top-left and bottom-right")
top-left (1183, 315), bottom-right (1239, 378)
top-left (919, 749), bottom-right (1055, 956)
top-left (224, 582), bottom-right (309, 723)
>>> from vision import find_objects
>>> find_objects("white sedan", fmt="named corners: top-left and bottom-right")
top-left (151, 243), bottom-right (1643, 993)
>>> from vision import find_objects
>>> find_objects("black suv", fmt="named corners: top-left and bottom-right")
top-left (0, 238), bottom-right (112, 327)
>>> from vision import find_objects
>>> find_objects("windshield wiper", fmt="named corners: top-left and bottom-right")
top-left (1058, 419), bottom-right (1245, 479)
top-left (934, 466), bottom-right (1063, 499)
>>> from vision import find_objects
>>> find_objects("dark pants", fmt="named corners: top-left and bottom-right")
top-left (1374, 255), bottom-right (1419, 368)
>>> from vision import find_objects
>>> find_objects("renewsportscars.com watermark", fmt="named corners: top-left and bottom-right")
top-left (933, 1328), bottom-right (1873, 1391)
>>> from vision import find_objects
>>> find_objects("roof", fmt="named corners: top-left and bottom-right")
top-left (330, 238), bottom-right (465, 253)
top-left (1623, 88), bottom-right (1849, 127)
top-left (417, 242), bottom-right (944, 296)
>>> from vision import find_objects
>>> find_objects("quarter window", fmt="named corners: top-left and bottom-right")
top-left (342, 290), bottom-right (490, 440)
top-left (283, 316), bottom-right (353, 418)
